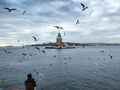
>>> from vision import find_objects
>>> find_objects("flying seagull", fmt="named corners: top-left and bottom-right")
top-left (76, 20), bottom-right (80, 24)
top-left (109, 54), bottom-right (113, 59)
top-left (35, 47), bottom-right (40, 50)
top-left (22, 53), bottom-right (27, 56)
top-left (32, 36), bottom-right (38, 42)
top-left (22, 10), bottom-right (26, 15)
top-left (41, 50), bottom-right (46, 53)
top-left (80, 3), bottom-right (88, 11)
top-left (54, 26), bottom-right (63, 30)
top-left (3, 7), bottom-right (16, 12)
top-left (54, 26), bottom-right (59, 29)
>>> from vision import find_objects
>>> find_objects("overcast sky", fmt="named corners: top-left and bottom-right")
top-left (0, 0), bottom-right (120, 46)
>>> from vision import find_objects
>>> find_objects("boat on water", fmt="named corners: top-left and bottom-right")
top-left (45, 32), bottom-right (75, 49)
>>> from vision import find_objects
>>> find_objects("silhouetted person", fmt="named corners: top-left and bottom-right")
top-left (25, 73), bottom-right (36, 90)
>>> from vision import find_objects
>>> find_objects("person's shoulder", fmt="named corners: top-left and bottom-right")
top-left (32, 78), bottom-right (35, 81)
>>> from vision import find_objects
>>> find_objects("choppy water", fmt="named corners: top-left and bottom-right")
top-left (0, 46), bottom-right (120, 90)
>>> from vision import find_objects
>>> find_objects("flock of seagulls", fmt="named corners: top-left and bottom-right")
top-left (52, 2), bottom-right (91, 37)
top-left (0, 45), bottom-right (117, 90)
top-left (0, 2), bottom-right (108, 90)
top-left (2, 2), bottom-right (92, 45)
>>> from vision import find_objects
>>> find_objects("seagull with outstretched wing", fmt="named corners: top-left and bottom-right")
top-left (3, 7), bottom-right (16, 12)
top-left (54, 26), bottom-right (59, 29)
top-left (80, 3), bottom-right (88, 11)
top-left (54, 26), bottom-right (63, 30)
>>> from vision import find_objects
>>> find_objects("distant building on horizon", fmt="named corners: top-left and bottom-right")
top-left (45, 32), bottom-right (75, 49)
top-left (56, 32), bottom-right (66, 48)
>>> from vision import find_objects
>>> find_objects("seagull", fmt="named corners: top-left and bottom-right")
top-left (22, 53), bottom-right (32, 59)
top-left (80, 3), bottom-right (88, 11)
top-left (100, 51), bottom-right (104, 53)
top-left (54, 26), bottom-right (63, 30)
top-left (76, 20), bottom-right (80, 24)
top-left (22, 53), bottom-right (27, 56)
top-left (3, 7), bottom-right (16, 12)
top-left (41, 50), bottom-right (45, 53)
top-left (35, 47), bottom-right (40, 50)
top-left (22, 10), bottom-right (26, 15)
top-left (64, 62), bottom-right (67, 65)
top-left (35, 47), bottom-right (41, 53)
top-left (109, 54), bottom-right (113, 59)
top-left (54, 26), bottom-right (59, 29)
top-left (50, 64), bottom-right (53, 66)
top-left (32, 36), bottom-right (38, 42)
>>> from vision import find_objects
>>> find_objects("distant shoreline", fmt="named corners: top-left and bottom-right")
top-left (1, 42), bottom-right (120, 47)
top-left (29, 42), bottom-right (120, 46)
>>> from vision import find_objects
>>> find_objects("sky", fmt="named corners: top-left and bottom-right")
top-left (0, 0), bottom-right (120, 46)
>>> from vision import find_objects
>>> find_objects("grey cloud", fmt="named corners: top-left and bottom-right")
top-left (0, 0), bottom-right (120, 46)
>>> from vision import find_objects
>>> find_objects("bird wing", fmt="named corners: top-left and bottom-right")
top-left (81, 3), bottom-right (85, 8)
top-left (60, 27), bottom-right (63, 30)
top-left (3, 7), bottom-right (10, 10)
top-left (32, 36), bottom-right (37, 41)
top-left (11, 8), bottom-right (16, 10)
top-left (54, 26), bottom-right (59, 28)
top-left (42, 50), bottom-right (45, 53)
top-left (35, 47), bottom-right (40, 50)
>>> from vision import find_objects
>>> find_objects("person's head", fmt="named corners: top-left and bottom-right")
top-left (27, 73), bottom-right (32, 79)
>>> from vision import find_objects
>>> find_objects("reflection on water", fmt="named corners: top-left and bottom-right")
top-left (0, 46), bottom-right (120, 90)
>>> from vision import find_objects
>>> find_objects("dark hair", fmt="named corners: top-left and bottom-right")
top-left (27, 73), bottom-right (32, 79)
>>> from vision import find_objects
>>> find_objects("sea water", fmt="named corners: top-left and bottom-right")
top-left (0, 46), bottom-right (120, 90)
